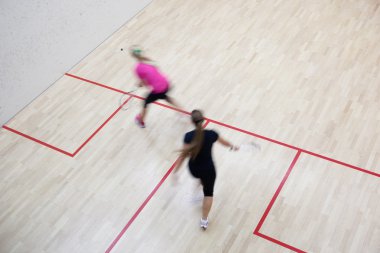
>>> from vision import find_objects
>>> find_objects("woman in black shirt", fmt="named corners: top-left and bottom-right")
top-left (174, 110), bottom-right (238, 230)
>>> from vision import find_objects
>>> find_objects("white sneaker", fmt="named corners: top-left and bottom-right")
top-left (200, 218), bottom-right (208, 230)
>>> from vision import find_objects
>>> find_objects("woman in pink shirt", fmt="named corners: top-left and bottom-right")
top-left (130, 47), bottom-right (179, 128)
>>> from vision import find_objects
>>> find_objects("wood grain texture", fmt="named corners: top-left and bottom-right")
top-left (1, 0), bottom-right (380, 252)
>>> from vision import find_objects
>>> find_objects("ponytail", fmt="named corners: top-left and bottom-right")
top-left (180, 110), bottom-right (205, 160)
top-left (190, 120), bottom-right (204, 159)
top-left (130, 45), bottom-right (152, 62)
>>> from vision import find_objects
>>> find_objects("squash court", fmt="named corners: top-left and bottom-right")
top-left (1, 0), bottom-right (380, 252)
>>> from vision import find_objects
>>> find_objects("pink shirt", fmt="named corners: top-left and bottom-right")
top-left (135, 63), bottom-right (169, 93)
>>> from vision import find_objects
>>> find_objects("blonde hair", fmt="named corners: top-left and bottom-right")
top-left (129, 45), bottom-right (152, 62)
top-left (130, 45), bottom-right (143, 57)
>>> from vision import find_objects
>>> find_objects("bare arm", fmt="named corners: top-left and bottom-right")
top-left (173, 144), bottom-right (191, 173)
top-left (217, 136), bottom-right (238, 151)
top-left (136, 80), bottom-right (146, 87)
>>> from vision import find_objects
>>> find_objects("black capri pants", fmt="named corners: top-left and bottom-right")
top-left (189, 163), bottom-right (216, 197)
top-left (144, 89), bottom-right (169, 108)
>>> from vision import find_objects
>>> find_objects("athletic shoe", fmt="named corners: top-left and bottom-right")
top-left (200, 218), bottom-right (208, 230)
top-left (135, 114), bottom-right (145, 128)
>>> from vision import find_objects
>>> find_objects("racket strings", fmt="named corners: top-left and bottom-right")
top-left (238, 141), bottom-right (261, 153)
top-left (119, 88), bottom-right (138, 110)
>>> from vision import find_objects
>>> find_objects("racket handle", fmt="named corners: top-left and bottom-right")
top-left (229, 145), bottom-right (239, 151)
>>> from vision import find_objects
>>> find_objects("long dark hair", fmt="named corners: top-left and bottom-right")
top-left (181, 110), bottom-right (205, 160)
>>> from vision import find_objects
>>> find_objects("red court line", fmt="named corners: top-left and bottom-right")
top-left (105, 157), bottom-right (180, 253)
top-left (105, 120), bottom-right (210, 253)
top-left (2, 126), bottom-right (73, 156)
top-left (63, 73), bottom-right (380, 252)
top-left (207, 119), bottom-right (299, 151)
top-left (253, 153), bottom-right (379, 253)
top-left (153, 101), bottom-right (191, 115)
top-left (202, 120), bottom-right (210, 128)
top-left (253, 150), bottom-right (302, 252)
top-left (72, 96), bottom-right (133, 156)
top-left (65, 74), bottom-right (380, 177)
top-left (254, 150), bottom-right (301, 234)
top-left (254, 232), bottom-right (306, 253)
top-left (300, 149), bottom-right (379, 177)
top-left (65, 74), bottom-right (297, 149)
top-left (207, 120), bottom-right (379, 177)
top-left (66, 73), bottom-right (191, 115)
top-left (65, 73), bottom-right (126, 94)
top-left (4, 73), bottom-right (375, 251)
top-left (2, 92), bottom-right (134, 158)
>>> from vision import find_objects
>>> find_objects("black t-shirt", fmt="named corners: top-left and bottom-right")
top-left (184, 129), bottom-right (219, 165)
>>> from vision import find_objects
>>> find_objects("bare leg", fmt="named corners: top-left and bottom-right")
top-left (135, 105), bottom-right (147, 128)
top-left (165, 96), bottom-right (181, 109)
top-left (202, 197), bottom-right (213, 220)
top-left (140, 107), bottom-right (147, 122)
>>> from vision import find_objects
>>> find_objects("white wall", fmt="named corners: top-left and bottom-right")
top-left (0, 0), bottom-right (151, 125)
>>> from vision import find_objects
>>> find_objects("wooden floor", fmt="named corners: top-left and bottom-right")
top-left (1, 0), bottom-right (380, 252)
